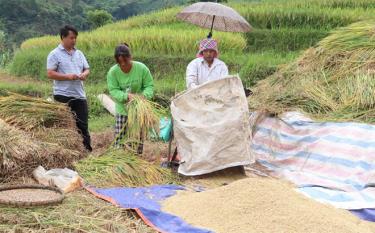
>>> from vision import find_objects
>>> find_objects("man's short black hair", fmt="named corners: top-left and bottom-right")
top-left (114, 43), bottom-right (132, 63)
top-left (60, 25), bottom-right (78, 39)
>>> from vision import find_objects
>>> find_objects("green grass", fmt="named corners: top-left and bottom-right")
top-left (0, 81), bottom-right (50, 97)
top-left (11, 50), bottom-right (192, 82)
top-left (89, 113), bottom-right (114, 132)
top-left (246, 28), bottom-right (329, 52)
top-left (240, 52), bottom-right (299, 87)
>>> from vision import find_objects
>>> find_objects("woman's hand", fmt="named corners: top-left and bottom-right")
top-left (128, 93), bottom-right (134, 102)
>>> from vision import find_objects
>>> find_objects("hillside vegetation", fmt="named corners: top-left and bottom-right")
top-left (0, 0), bottom-right (184, 45)
top-left (7, 0), bottom-right (375, 120)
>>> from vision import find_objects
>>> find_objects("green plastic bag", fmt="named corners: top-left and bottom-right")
top-left (149, 117), bottom-right (172, 142)
top-left (159, 117), bottom-right (172, 142)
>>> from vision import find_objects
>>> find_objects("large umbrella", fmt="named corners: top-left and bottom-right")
top-left (177, 2), bottom-right (251, 38)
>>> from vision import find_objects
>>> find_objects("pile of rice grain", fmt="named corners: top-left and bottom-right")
top-left (163, 178), bottom-right (374, 233)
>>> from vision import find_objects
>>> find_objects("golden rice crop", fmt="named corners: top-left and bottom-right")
top-left (21, 27), bottom-right (246, 55)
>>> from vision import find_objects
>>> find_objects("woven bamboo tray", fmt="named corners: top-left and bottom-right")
top-left (0, 184), bottom-right (64, 207)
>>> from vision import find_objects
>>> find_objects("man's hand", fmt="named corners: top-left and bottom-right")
top-left (66, 74), bottom-right (79, 80)
top-left (78, 73), bottom-right (88, 81)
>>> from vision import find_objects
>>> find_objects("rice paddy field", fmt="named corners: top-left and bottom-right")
top-left (1, 0), bottom-right (375, 232)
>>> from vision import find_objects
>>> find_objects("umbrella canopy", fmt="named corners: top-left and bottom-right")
top-left (177, 2), bottom-right (251, 38)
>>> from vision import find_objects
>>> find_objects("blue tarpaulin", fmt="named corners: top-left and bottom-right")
top-left (86, 185), bottom-right (213, 233)
top-left (350, 209), bottom-right (375, 222)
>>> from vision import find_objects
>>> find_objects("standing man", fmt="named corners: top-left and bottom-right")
top-left (186, 38), bottom-right (229, 89)
top-left (47, 25), bottom-right (92, 152)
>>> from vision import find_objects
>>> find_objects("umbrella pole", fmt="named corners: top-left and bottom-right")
top-left (207, 15), bottom-right (216, 39)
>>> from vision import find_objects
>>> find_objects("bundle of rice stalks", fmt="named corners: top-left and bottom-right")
top-left (75, 149), bottom-right (179, 187)
top-left (250, 20), bottom-right (375, 123)
top-left (0, 93), bottom-right (76, 130)
top-left (116, 95), bottom-right (167, 146)
top-left (0, 120), bottom-right (82, 183)
top-left (33, 128), bottom-right (85, 152)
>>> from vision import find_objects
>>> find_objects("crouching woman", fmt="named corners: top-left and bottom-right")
top-left (106, 43), bottom-right (154, 154)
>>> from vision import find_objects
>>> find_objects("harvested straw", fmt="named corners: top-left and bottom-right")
top-left (0, 119), bottom-right (82, 183)
top-left (250, 20), bottom-right (375, 123)
top-left (33, 128), bottom-right (85, 152)
top-left (163, 178), bottom-right (374, 233)
top-left (75, 149), bottom-right (179, 187)
top-left (0, 190), bottom-right (154, 233)
top-left (0, 93), bottom-right (76, 130)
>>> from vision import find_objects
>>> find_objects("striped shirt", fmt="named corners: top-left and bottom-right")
top-left (47, 44), bottom-right (89, 99)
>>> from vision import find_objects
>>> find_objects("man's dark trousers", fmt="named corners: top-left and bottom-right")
top-left (54, 95), bottom-right (92, 152)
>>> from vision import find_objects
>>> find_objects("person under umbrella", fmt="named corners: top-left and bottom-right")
top-left (186, 38), bottom-right (229, 90)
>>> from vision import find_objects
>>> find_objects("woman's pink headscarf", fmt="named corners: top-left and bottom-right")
top-left (196, 38), bottom-right (219, 58)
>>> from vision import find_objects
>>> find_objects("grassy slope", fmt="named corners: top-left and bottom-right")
top-left (6, 0), bottom-right (375, 127)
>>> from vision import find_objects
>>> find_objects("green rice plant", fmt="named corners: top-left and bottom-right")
top-left (246, 28), bottom-right (329, 52)
top-left (75, 149), bottom-right (179, 187)
top-left (301, 0), bottom-right (375, 9)
top-left (234, 2), bottom-right (375, 30)
top-left (154, 73), bottom-right (185, 97)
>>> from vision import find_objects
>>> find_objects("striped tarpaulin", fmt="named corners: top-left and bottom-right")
top-left (250, 112), bottom-right (375, 220)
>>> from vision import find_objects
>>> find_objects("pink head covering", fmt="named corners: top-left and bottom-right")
top-left (196, 38), bottom-right (219, 58)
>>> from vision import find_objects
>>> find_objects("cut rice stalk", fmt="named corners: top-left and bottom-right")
top-left (0, 120), bottom-right (82, 183)
top-left (0, 93), bottom-right (76, 130)
top-left (75, 149), bottom-right (179, 187)
top-left (114, 95), bottom-right (167, 147)
top-left (250, 20), bottom-right (375, 123)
